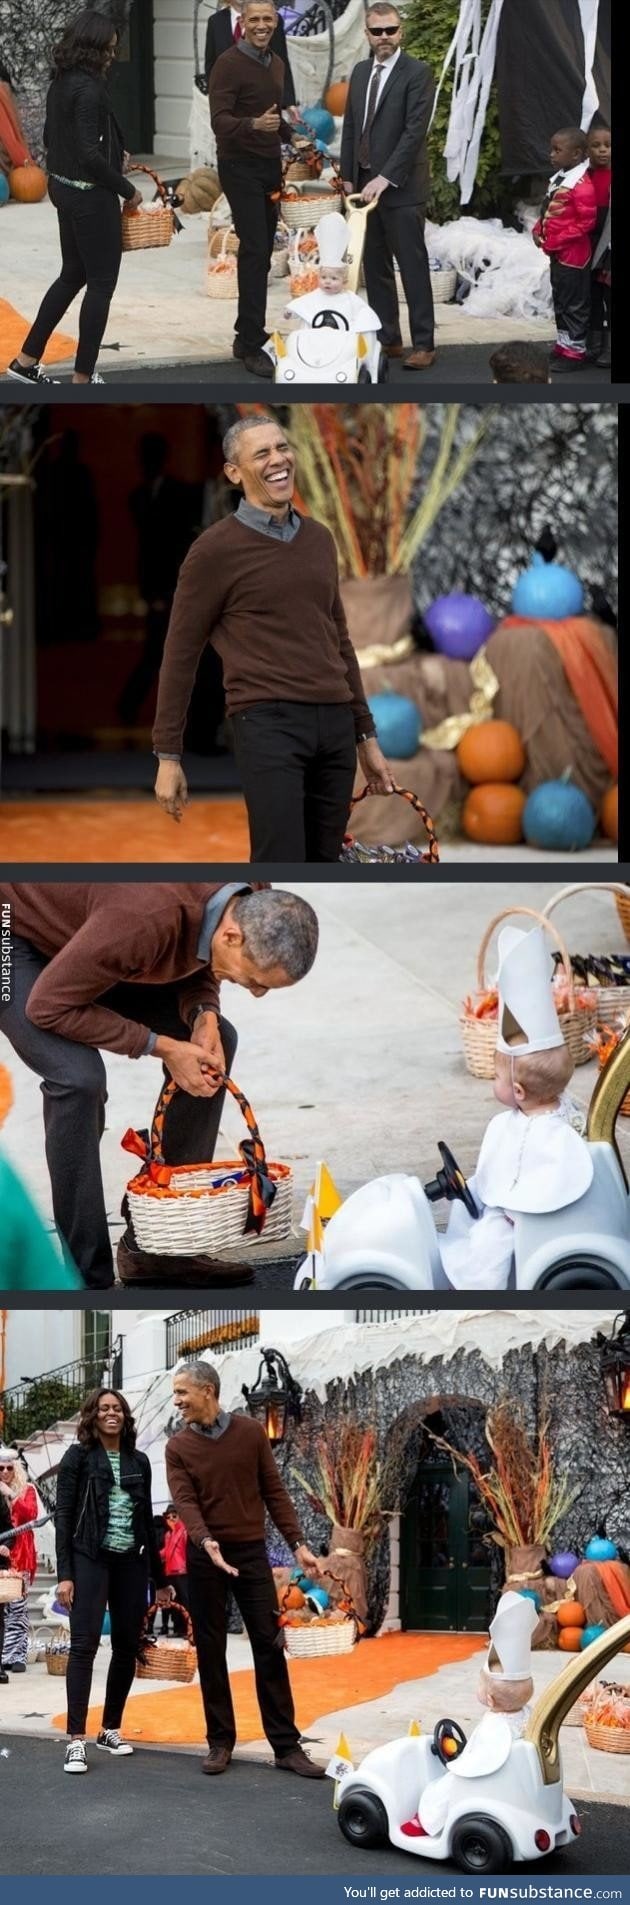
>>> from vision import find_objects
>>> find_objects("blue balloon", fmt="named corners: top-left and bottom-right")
top-left (523, 781), bottom-right (596, 852)
top-left (424, 593), bottom-right (495, 660)
top-left (0, 171), bottom-right (9, 207)
top-left (298, 106), bottom-right (335, 144)
top-left (368, 692), bottom-right (421, 759)
top-left (512, 552), bottom-right (584, 620)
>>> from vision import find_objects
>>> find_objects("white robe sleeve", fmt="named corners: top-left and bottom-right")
top-left (439, 1176), bottom-right (515, 1292)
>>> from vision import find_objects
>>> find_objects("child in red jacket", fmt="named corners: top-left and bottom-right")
top-left (533, 127), bottom-right (597, 367)
top-left (586, 124), bottom-right (611, 367)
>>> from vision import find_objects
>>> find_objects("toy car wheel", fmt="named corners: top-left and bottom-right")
top-left (357, 364), bottom-right (371, 384)
top-left (338, 1788), bottom-right (389, 1850)
top-left (377, 349), bottom-right (390, 383)
top-left (535, 1256), bottom-right (625, 1290)
top-left (450, 1816), bottom-right (513, 1875)
top-left (333, 1276), bottom-right (410, 1292)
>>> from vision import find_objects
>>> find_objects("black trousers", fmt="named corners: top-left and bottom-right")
top-left (589, 274), bottom-right (611, 336)
top-left (66, 1548), bottom-right (149, 1736)
top-left (550, 257), bottom-right (591, 353)
top-left (23, 182), bottom-right (123, 378)
top-left (359, 174), bottom-right (434, 351)
top-left (218, 158), bottom-right (279, 352)
top-left (0, 936), bottom-right (238, 1289)
top-left (231, 700), bottom-right (357, 863)
top-left (187, 1539), bottom-right (299, 1756)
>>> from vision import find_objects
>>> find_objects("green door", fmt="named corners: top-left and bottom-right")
top-left (401, 1460), bottom-right (492, 1633)
top-left (107, 0), bottom-right (154, 157)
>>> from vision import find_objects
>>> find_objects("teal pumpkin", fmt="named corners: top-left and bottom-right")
top-left (580, 1623), bottom-right (607, 1649)
top-left (523, 781), bottom-right (596, 852)
top-left (512, 551), bottom-right (584, 620)
top-left (368, 692), bottom-right (421, 759)
top-left (518, 1588), bottom-right (541, 1610)
top-left (297, 106), bottom-right (335, 144)
top-left (584, 1535), bottom-right (618, 1563)
top-left (0, 171), bottom-right (9, 207)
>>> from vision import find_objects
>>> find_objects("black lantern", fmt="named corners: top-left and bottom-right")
top-left (600, 1313), bottom-right (630, 1421)
top-left (242, 1347), bottom-right (303, 1446)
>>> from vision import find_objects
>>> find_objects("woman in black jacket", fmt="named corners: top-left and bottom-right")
top-left (8, 10), bottom-right (142, 389)
top-left (205, 0), bottom-right (296, 107)
top-left (55, 1387), bottom-right (171, 1776)
top-left (0, 1483), bottom-right (12, 1685)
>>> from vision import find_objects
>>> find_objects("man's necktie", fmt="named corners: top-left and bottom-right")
top-left (357, 63), bottom-right (382, 171)
top-left (234, 15), bottom-right (244, 39)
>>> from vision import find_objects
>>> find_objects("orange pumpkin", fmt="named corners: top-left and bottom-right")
top-left (457, 720), bottom-right (526, 786)
top-left (9, 162), bottom-right (47, 202)
top-left (462, 782), bottom-right (526, 846)
top-left (324, 81), bottom-right (349, 117)
top-left (557, 1601), bottom-right (585, 1628)
top-left (279, 1584), bottom-right (305, 1612)
top-left (558, 1627), bottom-right (583, 1651)
top-left (600, 785), bottom-right (618, 843)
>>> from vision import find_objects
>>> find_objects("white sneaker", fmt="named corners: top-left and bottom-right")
top-left (64, 1739), bottom-right (88, 1775)
top-left (96, 1727), bottom-right (133, 1756)
top-left (90, 372), bottom-right (105, 384)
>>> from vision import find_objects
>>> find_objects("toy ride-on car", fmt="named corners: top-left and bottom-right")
top-left (270, 312), bottom-right (388, 386)
top-left (294, 1026), bottom-right (630, 1294)
top-left (337, 1613), bottom-right (630, 1875)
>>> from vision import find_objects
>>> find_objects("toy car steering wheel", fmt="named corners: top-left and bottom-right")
top-left (432, 1718), bottom-right (467, 1765)
top-left (312, 310), bottom-right (350, 331)
top-left (424, 1142), bottom-right (479, 1220)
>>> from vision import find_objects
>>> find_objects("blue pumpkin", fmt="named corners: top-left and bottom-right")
top-left (0, 171), bottom-right (9, 208)
top-left (584, 1535), bottom-right (619, 1563)
top-left (548, 1551), bottom-right (580, 1579)
top-left (304, 1584), bottom-right (331, 1614)
top-left (512, 551), bottom-right (584, 620)
top-left (368, 692), bottom-right (421, 759)
top-left (424, 593), bottom-right (495, 660)
top-left (523, 781), bottom-right (596, 852)
top-left (297, 106), bottom-right (335, 145)
top-left (580, 1623), bottom-right (607, 1649)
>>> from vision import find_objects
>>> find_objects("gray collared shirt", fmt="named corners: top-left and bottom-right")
top-left (189, 1408), bottom-right (232, 1440)
top-left (237, 37), bottom-right (272, 64)
top-left (144, 886), bottom-right (251, 1052)
top-left (236, 498), bottom-right (302, 542)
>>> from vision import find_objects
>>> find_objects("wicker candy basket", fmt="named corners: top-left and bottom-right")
top-left (0, 1569), bottom-right (24, 1604)
top-left (584, 1722), bottom-right (630, 1754)
top-left (45, 1628), bottom-right (71, 1676)
top-left (462, 905), bottom-right (598, 1079)
top-left (281, 179), bottom-right (343, 229)
top-left (615, 890), bottom-right (630, 944)
top-left (284, 1613), bottom-right (357, 1657)
top-left (122, 164), bottom-right (178, 251)
top-left (123, 1073), bottom-right (293, 1257)
top-left (136, 1604), bottom-right (197, 1684)
top-left (341, 785), bottom-right (440, 866)
top-left (207, 228), bottom-right (238, 298)
top-left (542, 884), bottom-right (630, 1027)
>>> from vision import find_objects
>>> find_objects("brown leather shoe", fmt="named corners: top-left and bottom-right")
top-left (383, 343), bottom-right (405, 358)
top-left (201, 1745), bottom-right (233, 1774)
top-left (117, 1229), bottom-right (254, 1288)
top-left (275, 1745), bottom-right (326, 1778)
top-left (404, 349), bottom-right (437, 370)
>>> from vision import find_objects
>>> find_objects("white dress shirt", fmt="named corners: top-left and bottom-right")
top-left (361, 46), bottom-right (401, 127)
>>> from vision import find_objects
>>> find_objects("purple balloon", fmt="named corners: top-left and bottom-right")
top-left (424, 593), bottom-right (495, 660)
top-left (548, 1551), bottom-right (580, 1579)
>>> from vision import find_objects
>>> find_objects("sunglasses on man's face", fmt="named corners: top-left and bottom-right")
top-left (368, 22), bottom-right (399, 33)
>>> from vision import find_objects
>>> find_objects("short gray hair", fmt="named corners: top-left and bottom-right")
top-left (241, 0), bottom-right (278, 13)
top-left (176, 1359), bottom-right (221, 1394)
top-left (222, 415), bottom-right (282, 463)
top-left (233, 889), bottom-right (318, 981)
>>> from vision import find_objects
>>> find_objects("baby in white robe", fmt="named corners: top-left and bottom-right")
top-left (283, 211), bottom-right (382, 374)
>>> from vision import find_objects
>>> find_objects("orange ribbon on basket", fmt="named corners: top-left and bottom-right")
top-left (122, 1073), bottom-right (277, 1236)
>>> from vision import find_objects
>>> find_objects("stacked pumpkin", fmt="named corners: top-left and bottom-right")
top-left (458, 720), bottom-right (527, 846)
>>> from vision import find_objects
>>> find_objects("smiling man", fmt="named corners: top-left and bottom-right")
top-left (153, 415), bottom-right (393, 863)
top-left (0, 880), bottom-right (318, 1289)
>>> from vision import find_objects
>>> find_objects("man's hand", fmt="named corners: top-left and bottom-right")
top-left (56, 1579), bottom-right (74, 1609)
top-left (202, 1538), bottom-right (239, 1576)
top-left (252, 106), bottom-right (281, 132)
top-left (357, 737), bottom-right (395, 795)
top-left (153, 1036), bottom-right (225, 1098)
top-left (155, 759), bottom-right (189, 822)
top-left (155, 1587), bottom-right (176, 1607)
top-left (342, 180), bottom-right (355, 196)
top-left (294, 1543), bottom-right (323, 1575)
top-left (360, 174), bottom-right (389, 202)
top-left (190, 1010), bottom-right (226, 1091)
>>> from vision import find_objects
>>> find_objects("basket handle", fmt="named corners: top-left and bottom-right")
top-left (542, 883), bottom-right (630, 921)
top-left (140, 1601), bottom-right (195, 1646)
top-left (124, 161), bottom-right (169, 206)
top-left (147, 1071), bottom-right (277, 1235)
top-left (346, 784), bottom-right (440, 864)
top-left (476, 905), bottom-right (575, 1006)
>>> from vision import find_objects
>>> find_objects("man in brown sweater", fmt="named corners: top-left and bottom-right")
top-left (154, 415), bottom-right (393, 863)
top-left (209, 0), bottom-right (297, 376)
top-left (0, 882), bottom-right (318, 1290)
top-left (167, 1358), bottom-right (325, 1778)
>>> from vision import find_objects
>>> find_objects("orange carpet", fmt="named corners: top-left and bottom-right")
top-left (0, 795), bottom-right (251, 863)
top-left (52, 1633), bottom-right (484, 1746)
top-left (0, 297), bottom-right (76, 371)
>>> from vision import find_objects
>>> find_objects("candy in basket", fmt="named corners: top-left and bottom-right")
top-left (340, 785), bottom-right (440, 865)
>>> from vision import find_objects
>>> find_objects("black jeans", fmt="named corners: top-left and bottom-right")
top-left (359, 176), bottom-right (434, 351)
top-left (187, 1539), bottom-right (299, 1756)
top-left (550, 257), bottom-right (591, 352)
top-left (218, 158), bottom-right (279, 352)
top-left (66, 1548), bottom-right (149, 1736)
top-left (0, 936), bottom-right (238, 1288)
top-left (231, 700), bottom-right (357, 863)
top-left (23, 181), bottom-right (122, 378)
top-left (162, 1572), bottom-right (189, 1635)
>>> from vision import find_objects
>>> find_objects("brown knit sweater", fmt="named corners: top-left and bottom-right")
top-left (209, 44), bottom-right (287, 163)
top-left (152, 516), bottom-right (375, 755)
top-left (0, 881), bottom-right (261, 1057)
top-left (166, 1415), bottom-right (302, 1549)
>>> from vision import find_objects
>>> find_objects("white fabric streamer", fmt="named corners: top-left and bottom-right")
top-left (578, 0), bottom-right (601, 128)
top-left (428, 0), bottom-right (507, 204)
top-left (426, 214), bottom-right (553, 318)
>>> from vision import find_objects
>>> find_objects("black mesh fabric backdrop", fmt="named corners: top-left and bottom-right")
top-left (496, 0), bottom-right (611, 176)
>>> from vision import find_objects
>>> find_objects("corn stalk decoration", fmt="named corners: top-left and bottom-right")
top-left (424, 1392), bottom-right (581, 1551)
top-left (291, 1421), bottom-right (384, 1547)
top-left (235, 403), bottom-right (495, 579)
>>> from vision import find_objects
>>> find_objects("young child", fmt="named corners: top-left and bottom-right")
top-left (284, 210), bottom-right (382, 372)
top-left (440, 925), bottom-right (593, 1292)
top-left (586, 124), bottom-right (611, 368)
top-left (401, 1593), bottom-right (537, 1841)
top-left (533, 127), bottom-right (597, 367)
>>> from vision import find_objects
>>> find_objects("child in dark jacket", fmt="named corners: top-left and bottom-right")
top-left (586, 124), bottom-right (611, 368)
top-left (533, 127), bottom-right (597, 368)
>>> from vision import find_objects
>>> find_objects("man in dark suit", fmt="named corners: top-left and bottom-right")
top-left (340, 2), bottom-right (436, 369)
top-left (205, 0), bottom-right (296, 107)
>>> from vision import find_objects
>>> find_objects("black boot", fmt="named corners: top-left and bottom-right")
top-left (597, 333), bottom-right (611, 368)
top-left (586, 328), bottom-right (603, 359)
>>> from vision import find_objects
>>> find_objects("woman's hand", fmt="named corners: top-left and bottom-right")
top-left (56, 1579), bottom-right (74, 1609)
top-left (127, 188), bottom-right (143, 213)
top-left (0, 1545), bottom-right (10, 1560)
top-left (202, 1538), bottom-right (239, 1576)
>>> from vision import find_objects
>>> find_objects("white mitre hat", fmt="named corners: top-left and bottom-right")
top-left (495, 925), bottom-right (564, 1056)
top-left (486, 1590), bottom-right (538, 1681)
top-left (316, 211), bottom-right (350, 268)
